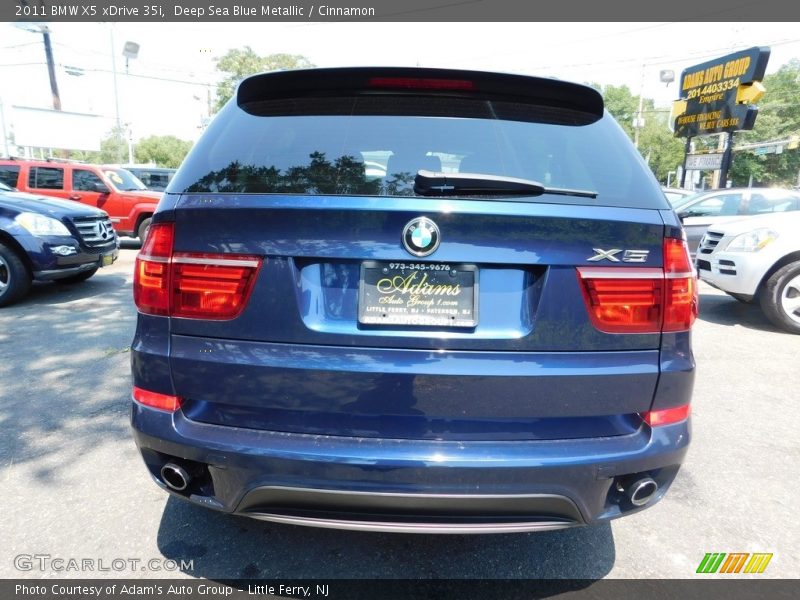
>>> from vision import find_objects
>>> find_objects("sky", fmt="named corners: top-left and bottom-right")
top-left (1, 21), bottom-right (800, 148)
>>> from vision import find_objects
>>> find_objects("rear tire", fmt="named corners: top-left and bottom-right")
top-left (56, 267), bottom-right (98, 284)
top-left (0, 243), bottom-right (32, 307)
top-left (137, 217), bottom-right (152, 242)
top-left (759, 261), bottom-right (800, 334)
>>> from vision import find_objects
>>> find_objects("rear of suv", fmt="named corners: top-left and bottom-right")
top-left (130, 68), bottom-right (697, 533)
top-left (0, 160), bottom-right (161, 240)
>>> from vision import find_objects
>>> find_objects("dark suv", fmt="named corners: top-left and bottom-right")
top-left (0, 182), bottom-right (118, 306)
top-left (130, 68), bottom-right (696, 533)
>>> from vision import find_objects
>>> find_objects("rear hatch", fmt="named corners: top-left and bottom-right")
top-left (148, 68), bottom-right (683, 440)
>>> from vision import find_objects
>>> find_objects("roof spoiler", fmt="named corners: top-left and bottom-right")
top-left (236, 67), bottom-right (604, 119)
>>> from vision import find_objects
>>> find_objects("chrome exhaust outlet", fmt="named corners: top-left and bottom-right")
top-left (626, 477), bottom-right (658, 507)
top-left (161, 463), bottom-right (191, 492)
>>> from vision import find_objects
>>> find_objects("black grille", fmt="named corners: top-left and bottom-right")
top-left (698, 231), bottom-right (723, 255)
top-left (70, 216), bottom-right (116, 248)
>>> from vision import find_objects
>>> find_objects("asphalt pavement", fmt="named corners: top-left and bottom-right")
top-left (0, 243), bottom-right (797, 579)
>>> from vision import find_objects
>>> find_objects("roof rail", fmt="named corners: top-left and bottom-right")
top-left (0, 156), bottom-right (88, 164)
top-left (44, 157), bottom-right (87, 164)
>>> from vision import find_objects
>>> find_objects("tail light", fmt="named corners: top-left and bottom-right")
top-left (133, 222), bottom-right (262, 319)
top-left (577, 238), bottom-right (697, 334)
top-left (641, 404), bottom-right (691, 427)
top-left (133, 386), bottom-right (182, 412)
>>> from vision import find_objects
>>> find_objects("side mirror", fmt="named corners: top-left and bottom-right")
top-left (93, 181), bottom-right (110, 194)
top-left (677, 211), bottom-right (687, 222)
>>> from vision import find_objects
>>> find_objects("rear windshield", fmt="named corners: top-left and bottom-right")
top-left (171, 96), bottom-right (667, 209)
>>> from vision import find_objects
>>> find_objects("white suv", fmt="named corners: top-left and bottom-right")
top-left (697, 211), bottom-right (800, 333)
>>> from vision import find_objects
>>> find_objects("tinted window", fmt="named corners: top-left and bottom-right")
top-left (172, 97), bottom-right (667, 208)
top-left (129, 170), bottom-right (172, 191)
top-left (28, 166), bottom-right (64, 190)
top-left (745, 192), bottom-right (800, 215)
top-left (684, 194), bottom-right (742, 217)
top-left (72, 169), bottom-right (105, 192)
top-left (0, 165), bottom-right (20, 188)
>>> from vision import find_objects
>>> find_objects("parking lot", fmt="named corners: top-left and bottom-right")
top-left (0, 243), bottom-right (797, 580)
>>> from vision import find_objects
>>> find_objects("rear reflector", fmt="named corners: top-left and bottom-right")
top-left (577, 238), bottom-right (697, 334)
top-left (641, 404), bottom-right (691, 427)
top-left (133, 386), bottom-right (182, 412)
top-left (133, 222), bottom-right (262, 319)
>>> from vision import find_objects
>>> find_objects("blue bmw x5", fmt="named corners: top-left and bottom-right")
top-left (131, 68), bottom-right (696, 533)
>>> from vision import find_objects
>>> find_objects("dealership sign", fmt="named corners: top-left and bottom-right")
top-left (672, 47), bottom-right (770, 138)
top-left (685, 153), bottom-right (724, 171)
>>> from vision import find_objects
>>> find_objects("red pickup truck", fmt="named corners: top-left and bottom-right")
top-left (0, 159), bottom-right (161, 240)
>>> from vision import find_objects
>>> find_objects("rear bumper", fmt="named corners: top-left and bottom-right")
top-left (131, 316), bottom-right (693, 531)
top-left (131, 404), bottom-right (690, 531)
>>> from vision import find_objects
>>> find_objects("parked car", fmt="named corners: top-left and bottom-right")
top-left (0, 159), bottom-right (161, 240)
top-left (662, 187), bottom-right (693, 207)
top-left (697, 211), bottom-right (800, 333)
top-left (114, 165), bottom-right (176, 192)
top-left (130, 67), bottom-right (696, 533)
top-left (674, 187), bottom-right (800, 257)
top-left (0, 181), bottom-right (118, 306)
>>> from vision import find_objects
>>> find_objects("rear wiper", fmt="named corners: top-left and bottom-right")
top-left (413, 170), bottom-right (597, 199)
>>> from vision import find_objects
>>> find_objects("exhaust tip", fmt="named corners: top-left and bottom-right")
top-left (627, 477), bottom-right (658, 507)
top-left (161, 463), bottom-right (191, 492)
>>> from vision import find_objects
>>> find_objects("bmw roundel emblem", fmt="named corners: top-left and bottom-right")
top-left (402, 217), bottom-right (440, 257)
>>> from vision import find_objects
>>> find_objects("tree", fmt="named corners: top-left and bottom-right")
top-left (592, 83), bottom-right (642, 138)
top-left (97, 126), bottom-right (128, 164)
top-left (638, 113), bottom-right (687, 183)
top-left (134, 135), bottom-right (193, 168)
top-left (214, 47), bottom-right (315, 111)
top-left (729, 59), bottom-right (800, 187)
top-left (592, 83), bottom-right (685, 183)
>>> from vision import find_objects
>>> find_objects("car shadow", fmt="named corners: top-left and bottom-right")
top-left (0, 262), bottom-right (137, 471)
top-left (119, 237), bottom-right (142, 250)
top-left (15, 273), bottom-right (130, 307)
top-left (156, 496), bottom-right (615, 583)
top-left (697, 291), bottom-right (786, 333)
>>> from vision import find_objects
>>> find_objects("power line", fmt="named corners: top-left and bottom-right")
top-left (0, 41), bottom-right (41, 50)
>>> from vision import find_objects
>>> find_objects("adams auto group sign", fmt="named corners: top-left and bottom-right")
top-left (672, 47), bottom-right (770, 138)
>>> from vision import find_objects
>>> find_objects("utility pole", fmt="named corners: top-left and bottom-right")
top-left (0, 98), bottom-right (10, 156)
top-left (41, 27), bottom-right (61, 110)
top-left (109, 26), bottom-right (124, 162)
top-left (716, 132), bottom-right (734, 189)
top-left (679, 137), bottom-right (692, 187)
top-left (633, 64), bottom-right (645, 149)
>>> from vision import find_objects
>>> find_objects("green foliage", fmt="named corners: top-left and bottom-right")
top-left (591, 83), bottom-right (648, 138)
top-left (592, 82), bottom-right (684, 183)
top-left (98, 126), bottom-right (127, 164)
top-left (134, 135), bottom-right (193, 168)
top-left (638, 114), bottom-right (687, 183)
top-left (729, 59), bottom-right (800, 187)
top-left (214, 47), bottom-right (315, 111)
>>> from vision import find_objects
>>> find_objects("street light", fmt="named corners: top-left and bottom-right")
top-left (108, 28), bottom-right (140, 163)
top-left (122, 42), bottom-right (140, 74)
top-left (121, 41), bottom-right (139, 163)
